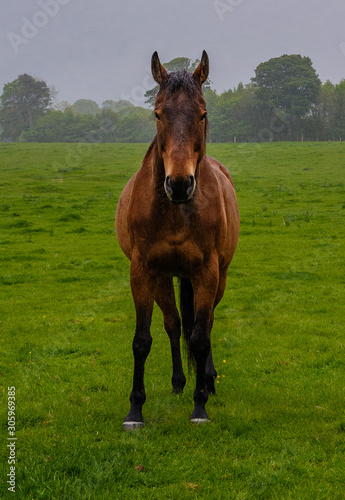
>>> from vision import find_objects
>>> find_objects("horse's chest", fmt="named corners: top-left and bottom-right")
top-left (145, 237), bottom-right (205, 277)
top-left (132, 204), bottom-right (215, 276)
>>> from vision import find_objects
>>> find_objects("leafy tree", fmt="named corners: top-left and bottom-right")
top-left (305, 81), bottom-right (337, 140)
top-left (53, 100), bottom-right (72, 112)
top-left (23, 110), bottom-right (99, 142)
top-left (7, 53), bottom-right (345, 144)
top-left (332, 80), bottom-right (345, 140)
top-left (101, 100), bottom-right (134, 112)
top-left (114, 107), bottom-right (155, 142)
top-left (252, 54), bottom-right (321, 138)
top-left (206, 85), bottom-right (257, 143)
top-left (23, 105), bottom-right (156, 143)
top-left (70, 99), bottom-right (101, 115)
top-left (300, 79), bottom-right (345, 141)
top-left (0, 74), bottom-right (52, 141)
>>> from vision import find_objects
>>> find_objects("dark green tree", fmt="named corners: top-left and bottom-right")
top-left (69, 99), bottom-right (101, 115)
top-left (0, 74), bottom-right (52, 141)
top-left (23, 110), bottom-right (99, 142)
top-left (101, 100), bottom-right (134, 112)
top-left (334, 80), bottom-right (345, 139)
top-left (207, 84), bottom-right (256, 142)
top-left (23, 105), bottom-right (156, 143)
top-left (305, 81), bottom-right (337, 140)
top-left (252, 54), bottom-right (321, 138)
top-left (114, 107), bottom-right (156, 142)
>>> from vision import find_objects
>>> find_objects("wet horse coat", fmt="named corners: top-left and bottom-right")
top-left (115, 51), bottom-right (240, 427)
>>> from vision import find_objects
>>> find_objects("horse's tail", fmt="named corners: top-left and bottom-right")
top-left (179, 278), bottom-right (196, 371)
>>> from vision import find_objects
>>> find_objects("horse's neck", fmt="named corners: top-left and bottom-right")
top-left (146, 137), bottom-right (165, 183)
top-left (142, 136), bottom-right (158, 166)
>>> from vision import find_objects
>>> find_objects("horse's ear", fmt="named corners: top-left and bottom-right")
top-left (151, 51), bottom-right (168, 85)
top-left (193, 50), bottom-right (209, 85)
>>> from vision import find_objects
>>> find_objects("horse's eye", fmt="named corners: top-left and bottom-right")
top-left (155, 111), bottom-right (161, 120)
top-left (200, 112), bottom-right (207, 121)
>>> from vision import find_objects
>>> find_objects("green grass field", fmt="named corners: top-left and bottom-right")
top-left (1, 141), bottom-right (344, 499)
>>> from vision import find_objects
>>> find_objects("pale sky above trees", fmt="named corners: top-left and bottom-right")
top-left (2, 0), bottom-right (345, 107)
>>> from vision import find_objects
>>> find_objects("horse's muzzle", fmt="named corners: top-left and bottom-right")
top-left (165, 175), bottom-right (195, 203)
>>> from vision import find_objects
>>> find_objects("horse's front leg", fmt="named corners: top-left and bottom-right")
top-left (152, 277), bottom-right (186, 394)
top-left (123, 257), bottom-right (154, 429)
top-left (190, 263), bottom-right (219, 422)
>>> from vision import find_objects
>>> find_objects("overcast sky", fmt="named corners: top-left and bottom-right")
top-left (2, 0), bottom-right (345, 107)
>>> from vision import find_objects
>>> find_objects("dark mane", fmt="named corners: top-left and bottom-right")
top-left (159, 70), bottom-right (202, 96)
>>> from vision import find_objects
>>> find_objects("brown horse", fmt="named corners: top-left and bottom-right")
top-left (115, 51), bottom-right (239, 428)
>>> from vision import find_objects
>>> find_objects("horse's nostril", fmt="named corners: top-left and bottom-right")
top-left (165, 176), bottom-right (173, 195)
top-left (187, 176), bottom-right (195, 196)
top-left (165, 175), bottom-right (195, 202)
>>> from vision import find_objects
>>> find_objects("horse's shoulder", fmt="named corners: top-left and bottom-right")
top-left (128, 161), bottom-right (157, 222)
top-left (120, 171), bottom-right (138, 204)
top-left (205, 156), bottom-right (235, 188)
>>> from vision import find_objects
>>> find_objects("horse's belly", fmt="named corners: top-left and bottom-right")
top-left (145, 240), bottom-right (204, 277)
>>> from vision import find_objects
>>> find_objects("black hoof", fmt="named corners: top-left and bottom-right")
top-left (191, 406), bottom-right (209, 422)
top-left (124, 406), bottom-right (144, 426)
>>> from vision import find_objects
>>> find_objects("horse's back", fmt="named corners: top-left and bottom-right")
top-left (207, 155), bottom-right (235, 187)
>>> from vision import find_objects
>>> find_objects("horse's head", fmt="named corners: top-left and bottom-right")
top-left (152, 51), bottom-right (209, 204)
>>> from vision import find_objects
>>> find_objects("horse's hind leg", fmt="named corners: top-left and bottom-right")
top-left (205, 269), bottom-right (228, 395)
top-left (123, 259), bottom-right (154, 429)
top-left (152, 277), bottom-right (186, 394)
top-left (205, 347), bottom-right (217, 395)
top-left (189, 261), bottom-right (219, 422)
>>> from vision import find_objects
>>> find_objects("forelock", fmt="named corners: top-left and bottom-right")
top-left (159, 70), bottom-right (201, 97)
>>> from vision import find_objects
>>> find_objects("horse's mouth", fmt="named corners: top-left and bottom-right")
top-left (171, 196), bottom-right (193, 204)
top-left (165, 191), bottom-right (194, 204)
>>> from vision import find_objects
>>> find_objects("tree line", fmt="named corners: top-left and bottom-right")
top-left (1, 54), bottom-right (345, 143)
